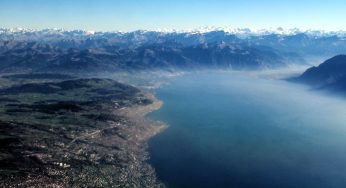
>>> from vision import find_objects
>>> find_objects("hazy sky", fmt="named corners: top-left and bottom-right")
top-left (1, 0), bottom-right (345, 31)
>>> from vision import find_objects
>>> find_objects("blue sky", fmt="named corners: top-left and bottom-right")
top-left (0, 0), bottom-right (345, 31)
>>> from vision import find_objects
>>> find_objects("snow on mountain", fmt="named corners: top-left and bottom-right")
top-left (1, 27), bottom-right (346, 38)
top-left (1, 27), bottom-right (346, 73)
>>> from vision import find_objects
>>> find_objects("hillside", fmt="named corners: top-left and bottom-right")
top-left (293, 55), bottom-right (346, 93)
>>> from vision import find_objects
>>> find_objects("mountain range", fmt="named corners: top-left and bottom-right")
top-left (1, 28), bottom-right (346, 72)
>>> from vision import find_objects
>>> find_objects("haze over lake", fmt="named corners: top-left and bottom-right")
top-left (148, 71), bottom-right (346, 188)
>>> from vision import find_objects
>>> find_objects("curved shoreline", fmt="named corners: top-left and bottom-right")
top-left (0, 77), bottom-right (168, 187)
top-left (118, 92), bottom-right (168, 187)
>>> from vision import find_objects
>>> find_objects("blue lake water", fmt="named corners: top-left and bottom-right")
top-left (148, 71), bottom-right (346, 188)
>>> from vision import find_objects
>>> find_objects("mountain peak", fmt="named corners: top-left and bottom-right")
top-left (1, 27), bottom-right (346, 38)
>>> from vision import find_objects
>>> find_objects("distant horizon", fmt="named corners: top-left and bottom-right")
top-left (2, 26), bottom-right (346, 34)
top-left (1, 0), bottom-right (346, 32)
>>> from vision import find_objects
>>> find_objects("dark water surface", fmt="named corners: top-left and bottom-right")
top-left (148, 71), bottom-right (346, 188)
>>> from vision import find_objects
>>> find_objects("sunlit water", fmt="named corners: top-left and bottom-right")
top-left (148, 71), bottom-right (346, 188)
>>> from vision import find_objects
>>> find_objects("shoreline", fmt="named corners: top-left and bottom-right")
top-left (0, 78), bottom-right (168, 187)
top-left (118, 91), bottom-right (168, 187)
top-left (119, 92), bottom-right (168, 141)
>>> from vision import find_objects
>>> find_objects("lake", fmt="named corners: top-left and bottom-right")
top-left (148, 71), bottom-right (346, 188)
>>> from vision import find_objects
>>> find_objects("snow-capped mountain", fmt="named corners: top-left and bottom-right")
top-left (2, 27), bottom-right (346, 37)
top-left (1, 27), bottom-right (346, 73)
